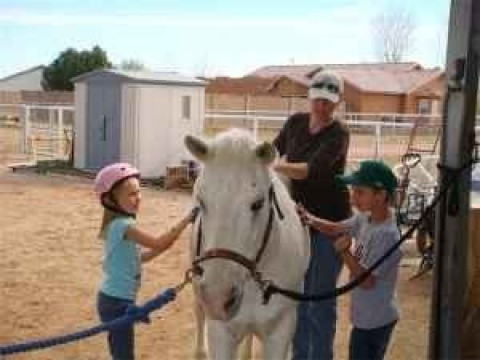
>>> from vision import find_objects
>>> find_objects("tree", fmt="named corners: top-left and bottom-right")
top-left (117, 59), bottom-right (146, 71)
top-left (372, 6), bottom-right (416, 62)
top-left (42, 45), bottom-right (112, 91)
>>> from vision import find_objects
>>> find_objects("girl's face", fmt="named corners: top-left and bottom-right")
top-left (350, 185), bottom-right (386, 212)
top-left (114, 177), bottom-right (141, 214)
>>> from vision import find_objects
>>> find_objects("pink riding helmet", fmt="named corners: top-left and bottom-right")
top-left (94, 162), bottom-right (140, 198)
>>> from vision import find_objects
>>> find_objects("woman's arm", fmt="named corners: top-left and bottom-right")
top-left (273, 157), bottom-right (309, 180)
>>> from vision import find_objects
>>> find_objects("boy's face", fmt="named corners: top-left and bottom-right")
top-left (350, 185), bottom-right (387, 212)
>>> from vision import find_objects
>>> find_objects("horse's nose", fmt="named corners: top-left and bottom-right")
top-left (224, 286), bottom-right (241, 315)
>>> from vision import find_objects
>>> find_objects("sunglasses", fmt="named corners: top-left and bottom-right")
top-left (311, 82), bottom-right (340, 94)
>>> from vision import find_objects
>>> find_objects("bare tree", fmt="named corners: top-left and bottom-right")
top-left (372, 6), bottom-right (416, 62)
top-left (117, 59), bottom-right (146, 71)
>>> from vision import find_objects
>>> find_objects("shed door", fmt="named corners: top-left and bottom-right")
top-left (86, 84), bottom-right (121, 169)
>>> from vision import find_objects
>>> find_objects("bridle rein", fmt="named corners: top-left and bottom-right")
top-left (191, 185), bottom-right (284, 283)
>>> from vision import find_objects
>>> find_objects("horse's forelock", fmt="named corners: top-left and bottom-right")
top-left (209, 129), bottom-right (257, 164)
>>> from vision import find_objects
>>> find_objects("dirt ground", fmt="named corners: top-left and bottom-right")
top-left (0, 126), bottom-right (432, 359)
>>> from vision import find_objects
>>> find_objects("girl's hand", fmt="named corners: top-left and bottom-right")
top-left (188, 206), bottom-right (200, 223)
top-left (333, 235), bottom-right (352, 254)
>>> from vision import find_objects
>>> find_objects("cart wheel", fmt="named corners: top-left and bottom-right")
top-left (416, 212), bottom-right (435, 257)
top-left (411, 222), bottom-right (435, 279)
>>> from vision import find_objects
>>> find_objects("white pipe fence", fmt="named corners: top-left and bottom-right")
top-left (2, 103), bottom-right (480, 167)
top-left (0, 103), bottom-right (74, 161)
top-left (204, 111), bottom-right (449, 159)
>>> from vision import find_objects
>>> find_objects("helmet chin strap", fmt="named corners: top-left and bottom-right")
top-left (101, 193), bottom-right (136, 218)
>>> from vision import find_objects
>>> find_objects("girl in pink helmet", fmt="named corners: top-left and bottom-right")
top-left (94, 162), bottom-right (196, 360)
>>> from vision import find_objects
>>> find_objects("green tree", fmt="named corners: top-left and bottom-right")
top-left (42, 45), bottom-right (112, 91)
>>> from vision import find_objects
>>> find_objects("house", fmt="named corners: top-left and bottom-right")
top-left (249, 62), bottom-right (445, 114)
top-left (206, 62), bottom-right (445, 115)
top-left (72, 69), bottom-right (205, 177)
top-left (205, 76), bottom-right (310, 114)
top-left (0, 65), bottom-right (45, 91)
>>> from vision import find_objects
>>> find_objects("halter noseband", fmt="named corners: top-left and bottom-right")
top-left (192, 185), bottom-right (283, 279)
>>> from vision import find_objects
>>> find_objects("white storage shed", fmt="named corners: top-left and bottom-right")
top-left (73, 69), bottom-right (205, 177)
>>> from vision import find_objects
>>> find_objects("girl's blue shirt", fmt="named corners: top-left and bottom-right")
top-left (100, 217), bottom-right (141, 301)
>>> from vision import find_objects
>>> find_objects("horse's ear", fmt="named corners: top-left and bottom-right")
top-left (185, 135), bottom-right (209, 161)
top-left (255, 141), bottom-right (276, 164)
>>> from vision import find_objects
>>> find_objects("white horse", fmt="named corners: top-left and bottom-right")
top-left (185, 129), bottom-right (310, 360)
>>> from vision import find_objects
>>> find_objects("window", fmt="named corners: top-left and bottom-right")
top-left (182, 95), bottom-right (191, 120)
top-left (418, 99), bottom-right (433, 114)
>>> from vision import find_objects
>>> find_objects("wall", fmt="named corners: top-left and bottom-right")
top-left (0, 68), bottom-right (44, 91)
top-left (270, 77), bottom-right (308, 97)
top-left (343, 83), bottom-right (363, 112)
top-left (169, 86), bottom-right (205, 165)
top-left (206, 93), bottom-right (309, 113)
top-left (73, 83), bottom-right (87, 168)
top-left (359, 93), bottom-right (404, 113)
top-left (121, 85), bottom-right (140, 167)
top-left (405, 77), bottom-right (446, 114)
top-left (134, 84), bottom-right (204, 177)
top-left (136, 85), bottom-right (172, 177)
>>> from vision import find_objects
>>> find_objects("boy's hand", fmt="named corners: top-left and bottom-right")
top-left (296, 203), bottom-right (311, 226)
top-left (333, 235), bottom-right (352, 254)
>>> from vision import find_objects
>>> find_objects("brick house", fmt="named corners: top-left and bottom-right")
top-left (206, 62), bottom-right (445, 115)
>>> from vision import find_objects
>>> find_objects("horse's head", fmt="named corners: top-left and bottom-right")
top-left (185, 129), bottom-right (278, 321)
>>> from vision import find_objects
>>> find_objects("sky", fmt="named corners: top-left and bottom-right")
top-left (0, 0), bottom-right (451, 79)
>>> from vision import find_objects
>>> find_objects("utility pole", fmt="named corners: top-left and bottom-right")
top-left (430, 0), bottom-right (480, 359)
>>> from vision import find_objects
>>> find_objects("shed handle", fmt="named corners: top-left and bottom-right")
top-left (102, 115), bottom-right (107, 141)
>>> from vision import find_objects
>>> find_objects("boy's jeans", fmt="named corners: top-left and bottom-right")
top-left (292, 231), bottom-right (343, 360)
top-left (349, 321), bottom-right (397, 360)
top-left (97, 291), bottom-right (135, 360)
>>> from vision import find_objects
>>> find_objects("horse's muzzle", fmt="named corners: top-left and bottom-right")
top-left (196, 283), bottom-right (243, 321)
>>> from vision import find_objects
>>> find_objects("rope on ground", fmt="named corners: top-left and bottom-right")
top-left (0, 288), bottom-right (176, 356)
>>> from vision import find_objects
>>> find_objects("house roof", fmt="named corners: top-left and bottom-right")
top-left (249, 62), bottom-right (444, 95)
top-left (205, 76), bottom-right (277, 95)
top-left (72, 69), bottom-right (205, 86)
top-left (0, 65), bottom-right (45, 82)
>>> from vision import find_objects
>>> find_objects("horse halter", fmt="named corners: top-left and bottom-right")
top-left (192, 185), bottom-right (284, 280)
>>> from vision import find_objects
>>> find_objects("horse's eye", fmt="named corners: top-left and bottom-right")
top-left (251, 198), bottom-right (265, 212)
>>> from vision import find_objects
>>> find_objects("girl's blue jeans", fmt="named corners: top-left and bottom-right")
top-left (292, 231), bottom-right (343, 360)
top-left (97, 291), bottom-right (135, 360)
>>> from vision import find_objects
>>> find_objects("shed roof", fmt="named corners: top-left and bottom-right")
top-left (72, 69), bottom-right (205, 87)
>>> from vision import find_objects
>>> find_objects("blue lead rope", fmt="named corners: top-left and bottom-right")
top-left (0, 288), bottom-right (176, 356)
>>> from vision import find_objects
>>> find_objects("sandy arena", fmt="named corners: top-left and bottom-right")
top-left (0, 126), bottom-right (431, 359)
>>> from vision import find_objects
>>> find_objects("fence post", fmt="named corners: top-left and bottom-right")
top-left (23, 105), bottom-right (31, 154)
top-left (48, 107), bottom-right (56, 157)
top-left (58, 108), bottom-right (64, 156)
top-left (252, 116), bottom-right (258, 141)
top-left (375, 123), bottom-right (381, 159)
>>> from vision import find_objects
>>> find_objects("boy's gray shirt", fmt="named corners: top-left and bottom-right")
top-left (343, 211), bottom-right (403, 329)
